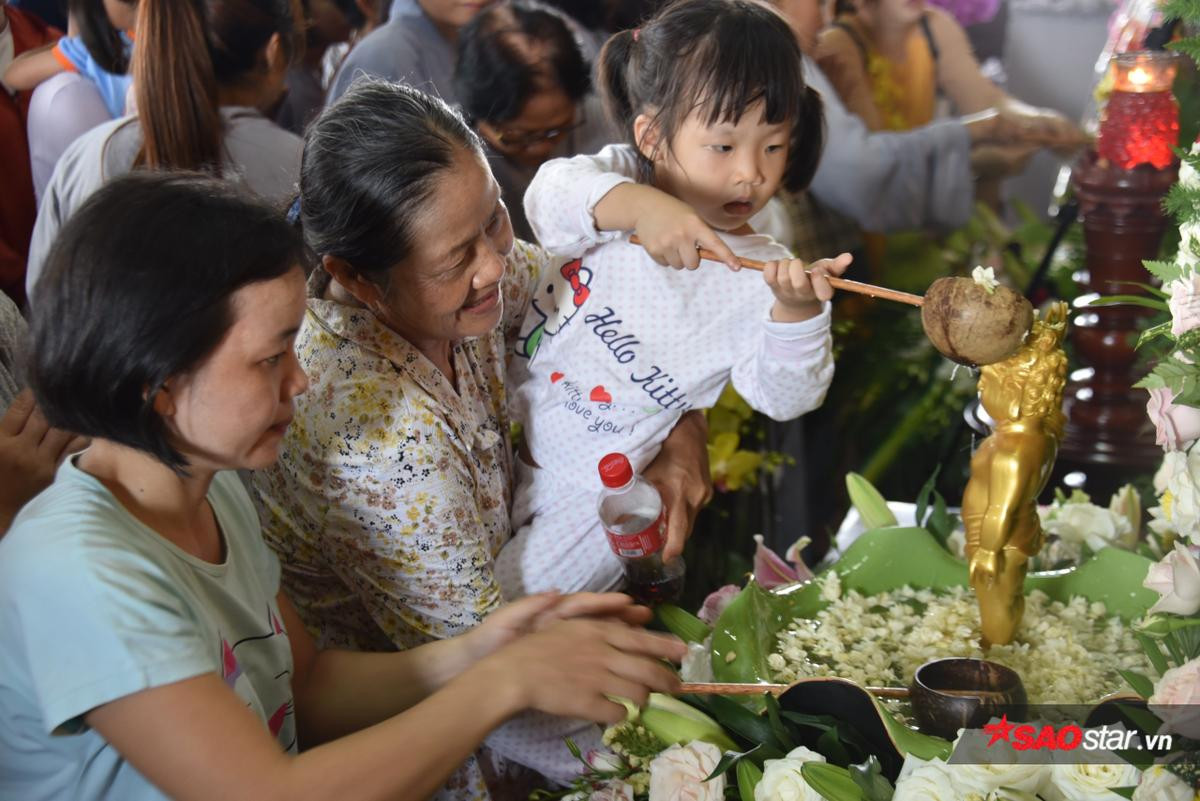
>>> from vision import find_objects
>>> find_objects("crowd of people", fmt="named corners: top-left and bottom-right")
top-left (0, 0), bottom-right (1084, 799)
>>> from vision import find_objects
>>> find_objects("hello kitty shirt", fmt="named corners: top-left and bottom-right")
top-left (498, 144), bottom-right (834, 597)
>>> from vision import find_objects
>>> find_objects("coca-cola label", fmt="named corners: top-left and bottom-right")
top-left (605, 511), bottom-right (666, 558)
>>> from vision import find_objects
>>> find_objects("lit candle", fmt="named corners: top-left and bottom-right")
top-left (1097, 51), bottom-right (1181, 170)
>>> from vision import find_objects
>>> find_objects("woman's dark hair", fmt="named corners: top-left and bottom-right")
top-left (542, 0), bottom-right (664, 32)
top-left (29, 172), bottom-right (305, 473)
top-left (71, 0), bottom-right (136, 74)
top-left (132, 0), bottom-right (302, 171)
top-left (455, 1), bottom-right (591, 126)
top-left (598, 0), bottom-right (824, 192)
top-left (299, 80), bottom-right (482, 282)
top-left (331, 0), bottom-right (365, 29)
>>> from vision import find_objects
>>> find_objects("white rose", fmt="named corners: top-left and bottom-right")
top-left (590, 781), bottom-right (635, 801)
top-left (1149, 656), bottom-right (1200, 739)
top-left (1145, 543), bottom-right (1200, 615)
top-left (986, 790), bottom-right (1046, 801)
top-left (1132, 765), bottom-right (1193, 801)
top-left (1044, 760), bottom-right (1140, 801)
top-left (891, 760), bottom-right (960, 801)
top-left (949, 730), bottom-right (1051, 795)
top-left (648, 742), bottom-right (725, 801)
top-left (1154, 451), bottom-right (1200, 545)
top-left (1042, 502), bottom-right (1133, 553)
top-left (754, 746), bottom-right (826, 801)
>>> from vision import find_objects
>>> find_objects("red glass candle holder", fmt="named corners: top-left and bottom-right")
top-left (1097, 51), bottom-right (1181, 170)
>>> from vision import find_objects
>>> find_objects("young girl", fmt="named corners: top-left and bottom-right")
top-left (0, 171), bottom-right (683, 801)
top-left (3, 0), bottom-right (137, 118)
top-left (500, 0), bottom-right (852, 597)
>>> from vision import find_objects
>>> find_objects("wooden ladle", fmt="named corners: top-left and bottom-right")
top-left (629, 236), bottom-right (1035, 367)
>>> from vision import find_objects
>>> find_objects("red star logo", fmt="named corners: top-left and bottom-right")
top-left (982, 714), bottom-right (1016, 746)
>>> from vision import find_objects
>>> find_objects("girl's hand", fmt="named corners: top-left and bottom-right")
top-left (764, 253), bottom-right (852, 323)
top-left (627, 186), bottom-right (741, 271)
top-left (475, 618), bottom-right (685, 723)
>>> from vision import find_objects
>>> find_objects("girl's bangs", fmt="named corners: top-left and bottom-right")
top-left (686, 26), bottom-right (805, 127)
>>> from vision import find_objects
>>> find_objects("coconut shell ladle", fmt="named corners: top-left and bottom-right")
top-left (633, 236), bottom-right (1036, 367)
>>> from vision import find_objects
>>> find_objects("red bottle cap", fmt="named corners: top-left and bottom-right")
top-left (598, 453), bottom-right (633, 488)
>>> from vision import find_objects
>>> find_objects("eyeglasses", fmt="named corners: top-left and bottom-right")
top-left (494, 111), bottom-right (586, 150)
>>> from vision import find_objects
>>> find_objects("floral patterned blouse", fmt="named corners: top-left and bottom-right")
top-left (252, 241), bottom-right (545, 655)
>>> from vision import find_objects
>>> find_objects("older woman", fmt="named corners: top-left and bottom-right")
top-left (252, 81), bottom-right (709, 799)
top-left (454, 1), bottom-right (617, 241)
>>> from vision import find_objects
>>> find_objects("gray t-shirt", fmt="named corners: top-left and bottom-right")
top-left (27, 107), bottom-right (303, 300)
top-left (0, 464), bottom-right (296, 800)
top-left (329, 0), bottom-right (456, 104)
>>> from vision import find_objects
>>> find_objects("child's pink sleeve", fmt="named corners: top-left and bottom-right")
top-left (523, 144), bottom-right (641, 257)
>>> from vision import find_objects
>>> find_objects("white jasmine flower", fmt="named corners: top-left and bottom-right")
top-left (972, 266), bottom-right (999, 293)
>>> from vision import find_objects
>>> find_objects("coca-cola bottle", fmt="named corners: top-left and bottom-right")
top-left (597, 452), bottom-right (686, 605)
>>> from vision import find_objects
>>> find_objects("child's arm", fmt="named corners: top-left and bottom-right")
top-left (2, 42), bottom-right (66, 91)
top-left (524, 145), bottom-right (739, 269)
top-left (728, 253), bottom-right (853, 422)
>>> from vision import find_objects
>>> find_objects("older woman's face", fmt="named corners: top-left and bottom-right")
top-left (378, 147), bottom-right (514, 345)
top-left (478, 86), bottom-right (579, 169)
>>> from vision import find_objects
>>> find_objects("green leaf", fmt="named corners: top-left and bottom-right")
top-left (700, 694), bottom-right (787, 753)
top-left (800, 763), bottom-right (864, 801)
top-left (1145, 259), bottom-right (1183, 284)
top-left (1137, 320), bottom-right (1175, 350)
top-left (1115, 747), bottom-right (1156, 771)
top-left (779, 711), bottom-right (836, 732)
top-left (1137, 614), bottom-right (1200, 636)
top-left (656, 604), bottom-right (712, 644)
top-left (1118, 669), bottom-right (1155, 699)
top-left (1162, 0), bottom-right (1200, 22)
top-left (926, 492), bottom-right (957, 549)
top-left (1170, 34), bottom-right (1200, 64)
top-left (847, 757), bottom-right (894, 801)
top-left (818, 727), bottom-right (853, 767)
top-left (736, 759), bottom-right (763, 801)
top-left (1087, 294), bottom-right (1170, 312)
top-left (914, 468), bottom-right (936, 532)
top-left (1108, 787), bottom-right (1137, 800)
top-left (1136, 631), bottom-right (1171, 675)
top-left (1111, 280), bottom-right (1170, 299)
top-left (764, 693), bottom-right (797, 752)
top-left (705, 744), bottom-right (763, 783)
top-left (1114, 703), bottom-right (1166, 741)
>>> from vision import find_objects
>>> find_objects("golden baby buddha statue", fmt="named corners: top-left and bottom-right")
top-left (962, 301), bottom-right (1069, 647)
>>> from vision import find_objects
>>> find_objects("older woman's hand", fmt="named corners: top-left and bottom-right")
top-left (643, 410), bottom-right (714, 563)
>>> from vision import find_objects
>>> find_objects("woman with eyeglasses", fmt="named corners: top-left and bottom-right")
top-left (454, 0), bottom-right (617, 240)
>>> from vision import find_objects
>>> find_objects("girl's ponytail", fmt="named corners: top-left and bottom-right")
top-left (784, 85), bottom-right (825, 192)
top-left (133, 0), bottom-right (222, 171)
top-left (597, 29), bottom-right (637, 136)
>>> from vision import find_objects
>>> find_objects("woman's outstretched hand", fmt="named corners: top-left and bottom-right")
top-left (470, 617), bottom-right (685, 723)
top-left (465, 592), bottom-right (656, 662)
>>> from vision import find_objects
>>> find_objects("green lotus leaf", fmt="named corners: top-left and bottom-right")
top-left (706, 526), bottom-right (1157, 764)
